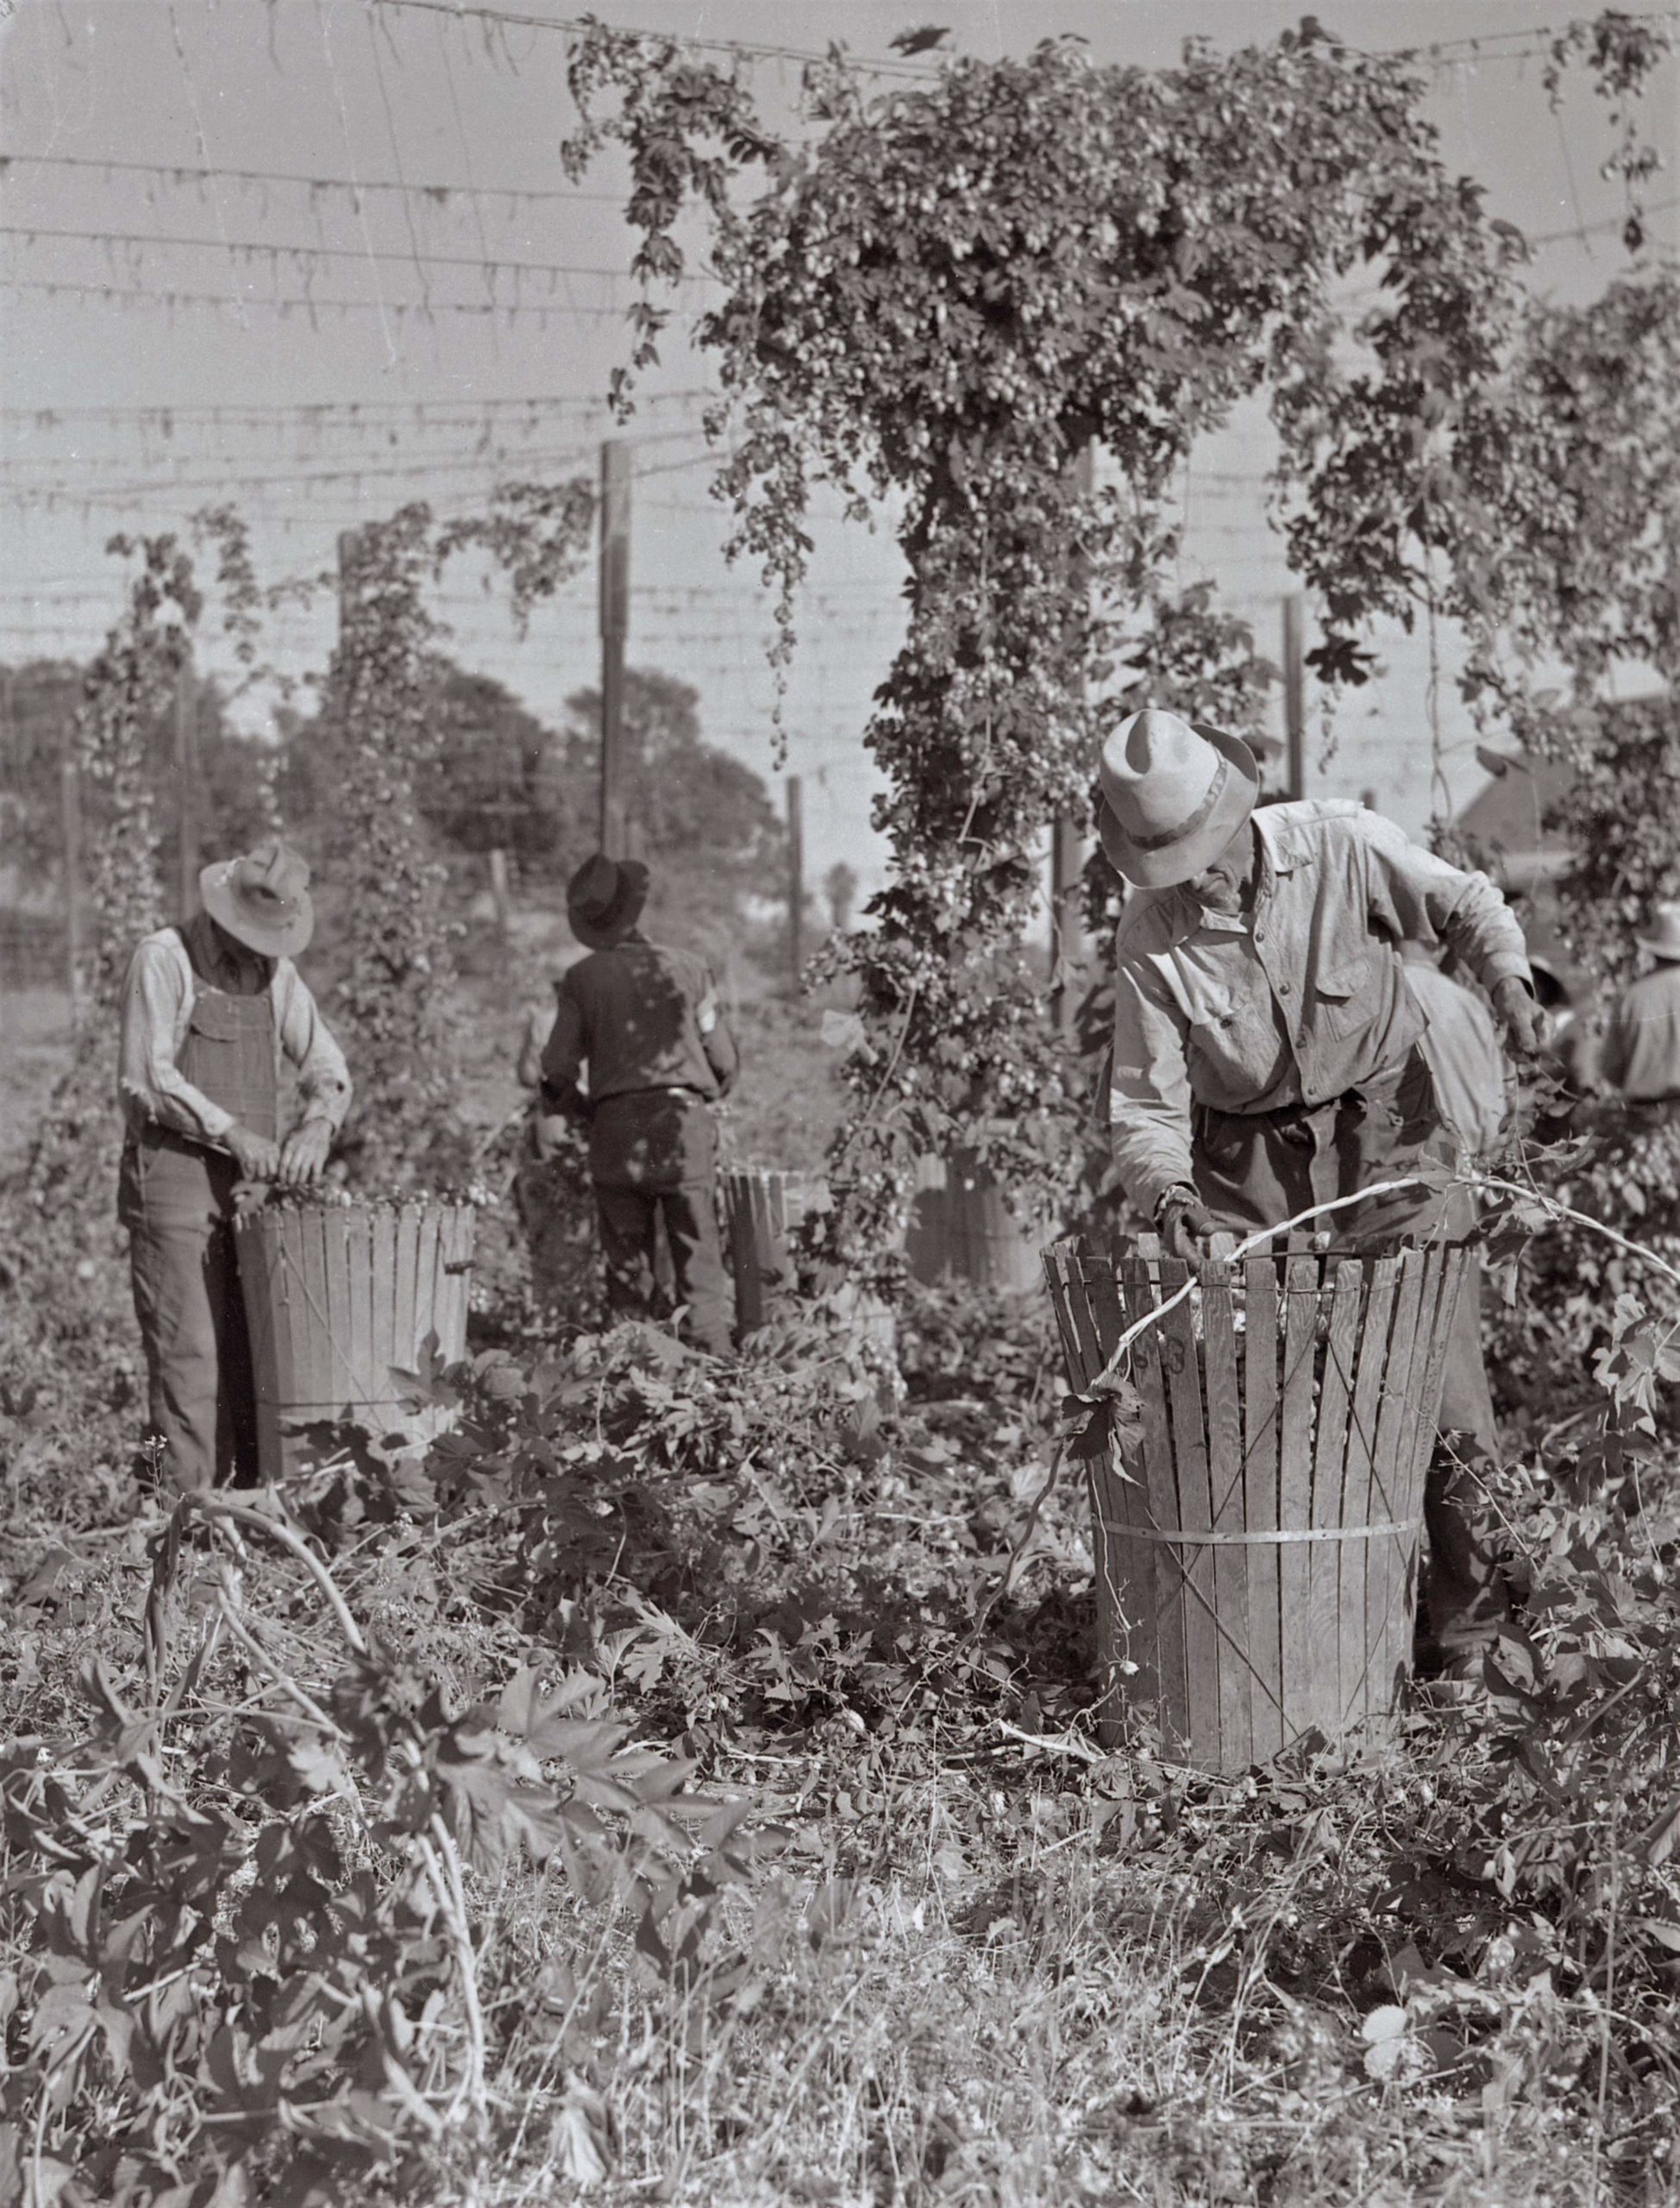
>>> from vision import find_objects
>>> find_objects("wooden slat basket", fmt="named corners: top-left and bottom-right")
top-left (906, 1151), bottom-right (1044, 1295)
top-left (1044, 1233), bottom-right (1470, 1771)
top-left (235, 1199), bottom-right (477, 1484)
top-left (721, 1168), bottom-right (830, 1334)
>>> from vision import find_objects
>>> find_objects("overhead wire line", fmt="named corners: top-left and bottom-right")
top-left (0, 223), bottom-right (717, 285)
top-left (0, 390), bottom-right (714, 423)
top-left (364, 0), bottom-right (942, 81)
top-left (0, 278), bottom-right (698, 322)
top-left (0, 151), bottom-right (634, 207)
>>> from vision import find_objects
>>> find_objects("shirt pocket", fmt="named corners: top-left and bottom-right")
top-left (1182, 979), bottom-right (1237, 1051)
top-left (1313, 951), bottom-right (1375, 1038)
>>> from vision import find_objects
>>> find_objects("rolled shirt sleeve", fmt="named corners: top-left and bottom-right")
top-left (117, 935), bottom-right (235, 1146)
top-left (1109, 948), bottom-right (1199, 1220)
top-left (273, 963), bottom-right (352, 1130)
top-left (539, 974), bottom-right (588, 1119)
top-left (1359, 813), bottom-right (1532, 994)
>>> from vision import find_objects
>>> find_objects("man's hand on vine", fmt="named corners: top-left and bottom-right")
top-left (1492, 976), bottom-right (1545, 1059)
top-left (1157, 1184), bottom-right (1214, 1262)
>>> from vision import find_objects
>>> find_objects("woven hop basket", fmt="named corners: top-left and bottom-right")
top-left (235, 1197), bottom-right (476, 1483)
top-left (1044, 1233), bottom-right (1470, 1771)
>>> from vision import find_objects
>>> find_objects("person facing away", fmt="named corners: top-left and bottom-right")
top-left (117, 838), bottom-right (351, 1490)
top-left (1600, 900), bottom-right (1680, 1107)
top-left (539, 853), bottom-right (738, 1354)
top-left (1099, 709), bottom-right (1542, 1670)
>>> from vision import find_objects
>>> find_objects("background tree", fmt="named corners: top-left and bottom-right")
top-left (562, 667), bottom-right (786, 961)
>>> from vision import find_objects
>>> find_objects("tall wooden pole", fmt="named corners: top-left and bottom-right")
top-left (174, 655), bottom-right (197, 915)
top-left (60, 753), bottom-right (84, 1001)
top-left (1050, 441), bottom-right (1096, 1028)
top-left (1282, 593), bottom-right (1307, 803)
top-left (787, 773), bottom-right (805, 985)
top-left (599, 439), bottom-right (630, 856)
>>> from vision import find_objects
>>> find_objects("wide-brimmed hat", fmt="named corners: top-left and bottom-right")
top-left (567, 852), bottom-right (649, 950)
top-left (200, 838), bottom-right (313, 958)
top-left (1639, 901), bottom-right (1680, 962)
top-left (1096, 708), bottom-right (1260, 888)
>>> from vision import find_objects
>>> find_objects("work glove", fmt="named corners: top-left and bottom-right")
top-left (1490, 975), bottom-right (1545, 1058)
top-left (1157, 1183), bottom-right (1214, 1262)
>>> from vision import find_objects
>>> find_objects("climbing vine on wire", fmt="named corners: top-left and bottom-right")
top-left (72, 535), bottom-right (204, 1011)
top-left (320, 481), bottom-right (598, 1190)
top-left (566, 22), bottom-right (1569, 1265)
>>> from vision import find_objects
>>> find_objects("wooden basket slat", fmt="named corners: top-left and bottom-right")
top-left (1405, 1246), bottom-right (1465, 1491)
top-left (1241, 1256), bottom-right (1284, 1761)
top-left (370, 1202), bottom-right (396, 1416)
top-left (1041, 1250), bottom-right (1085, 1389)
top-left (1062, 1258), bottom-right (1110, 1399)
top-left (351, 1208), bottom-right (375, 1433)
top-left (1312, 1258), bottom-right (1365, 1732)
top-left (1277, 1254), bottom-right (1321, 1744)
top-left (1388, 1245), bottom-right (1462, 1691)
top-left (1367, 1251), bottom-right (1429, 1713)
top-left (1082, 1255), bottom-right (1157, 1706)
top-left (1339, 1254), bottom-right (1400, 1726)
top-left (1200, 1252), bottom-right (1251, 1766)
top-left (1158, 1254), bottom-right (1221, 1766)
top-left (392, 1206), bottom-right (419, 1414)
top-left (1122, 1251), bottom-right (1188, 1756)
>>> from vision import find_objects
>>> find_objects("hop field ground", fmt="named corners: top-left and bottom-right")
top-left (4, 1270), bottom-right (1680, 2206)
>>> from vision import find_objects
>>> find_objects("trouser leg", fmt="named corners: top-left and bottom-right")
top-left (660, 1180), bottom-right (733, 1355)
top-left (207, 1219), bottom-right (262, 1486)
top-left (594, 1184), bottom-right (658, 1322)
top-left (129, 1214), bottom-right (225, 1491)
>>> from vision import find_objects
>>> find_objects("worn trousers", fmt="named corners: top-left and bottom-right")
top-left (589, 1088), bottom-right (732, 1356)
top-left (1192, 1048), bottom-right (1506, 1655)
top-left (127, 1204), bottom-right (261, 1491)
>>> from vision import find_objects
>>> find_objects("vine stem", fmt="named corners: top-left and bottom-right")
top-left (181, 1492), bottom-right (369, 1653)
top-left (186, 1496), bottom-right (490, 2152)
top-left (1468, 1176), bottom-right (1680, 1295)
top-left (1088, 1176), bottom-right (1433, 1390)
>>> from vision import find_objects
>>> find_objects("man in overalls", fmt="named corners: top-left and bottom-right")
top-left (539, 853), bottom-right (737, 1353)
top-left (117, 839), bottom-right (351, 1490)
top-left (1100, 711), bottom-right (1541, 1671)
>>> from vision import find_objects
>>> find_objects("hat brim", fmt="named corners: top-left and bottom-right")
top-left (1639, 938), bottom-right (1680, 962)
top-left (199, 859), bottom-right (313, 958)
top-left (1098, 724), bottom-right (1260, 889)
top-left (568, 861), bottom-right (649, 950)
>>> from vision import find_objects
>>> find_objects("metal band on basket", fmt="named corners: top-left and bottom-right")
top-left (1086, 1527), bottom-right (1413, 1546)
top-left (1096, 1518), bottom-right (1419, 1546)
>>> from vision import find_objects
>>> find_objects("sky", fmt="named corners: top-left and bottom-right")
top-left (0, 0), bottom-right (1675, 906)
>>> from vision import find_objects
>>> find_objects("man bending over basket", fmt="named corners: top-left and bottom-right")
top-left (1099, 710), bottom-right (1541, 1674)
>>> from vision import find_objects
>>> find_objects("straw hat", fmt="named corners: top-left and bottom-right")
top-left (1638, 901), bottom-right (1680, 963)
top-left (567, 852), bottom-right (650, 950)
top-left (1096, 708), bottom-right (1260, 888)
top-left (199, 838), bottom-right (313, 958)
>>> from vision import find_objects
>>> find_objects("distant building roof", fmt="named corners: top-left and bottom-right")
top-left (1455, 747), bottom-right (1577, 890)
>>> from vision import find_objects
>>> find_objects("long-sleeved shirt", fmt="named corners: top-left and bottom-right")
top-left (1109, 801), bottom-right (1531, 1218)
top-left (117, 925), bottom-right (352, 1147)
top-left (540, 931), bottom-right (738, 1114)
top-left (1600, 963), bottom-right (1680, 1101)
top-left (1405, 962), bottom-right (1508, 1157)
